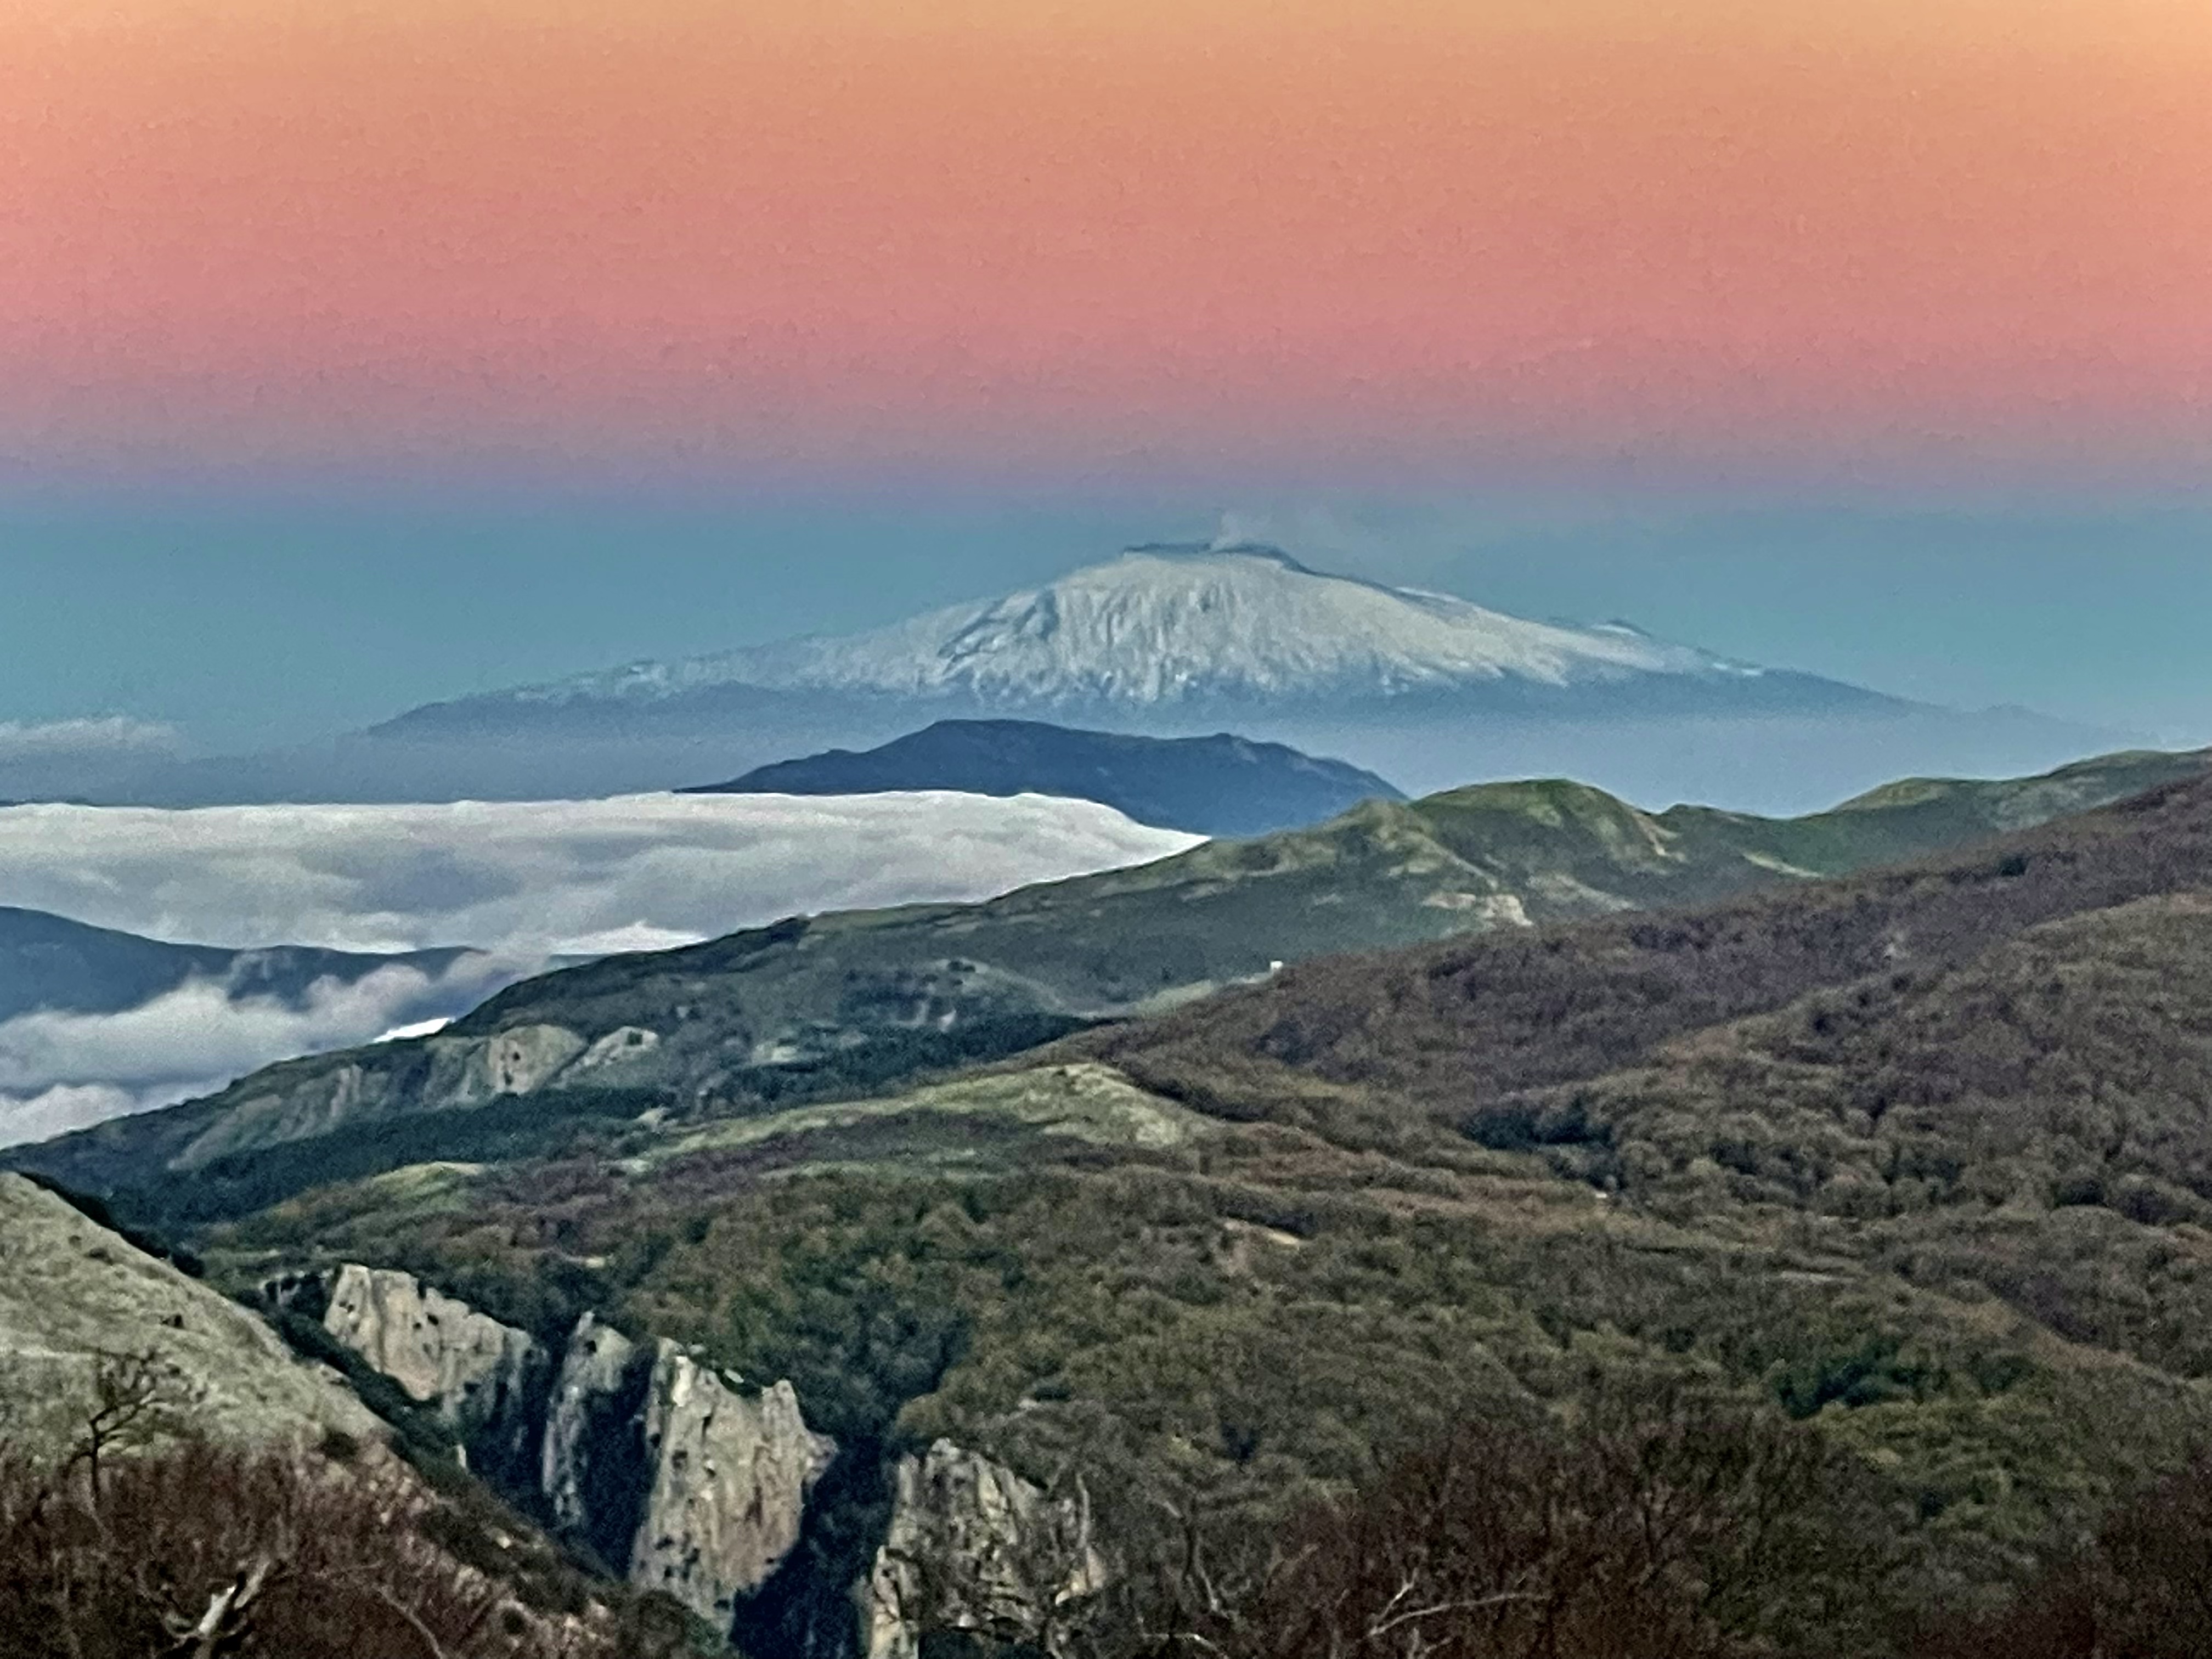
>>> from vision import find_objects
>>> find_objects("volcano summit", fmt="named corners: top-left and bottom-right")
top-left (31, 542), bottom-right (2115, 812)
top-left (365, 541), bottom-right (2100, 809)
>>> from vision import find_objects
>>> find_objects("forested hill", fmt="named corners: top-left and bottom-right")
top-left (15, 746), bottom-right (2204, 1219)
top-left (36, 755), bottom-right (2212, 1658)
top-left (1078, 759), bottom-right (2212, 1135)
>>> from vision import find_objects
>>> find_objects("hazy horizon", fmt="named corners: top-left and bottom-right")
top-left (8, 0), bottom-right (2208, 764)
top-left (3, 493), bottom-right (2208, 761)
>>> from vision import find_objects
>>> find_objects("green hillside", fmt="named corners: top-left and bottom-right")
top-left (19, 746), bottom-right (2204, 1225)
top-left (112, 761), bottom-right (2212, 1655)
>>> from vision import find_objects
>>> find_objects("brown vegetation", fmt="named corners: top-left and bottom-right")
top-left (1082, 774), bottom-right (2212, 1137)
top-left (179, 771), bottom-right (2212, 1654)
top-left (1075, 1386), bottom-right (1902, 1659)
top-left (0, 1438), bottom-right (573, 1659)
top-left (0, 1361), bottom-right (710, 1659)
top-left (1080, 1407), bottom-right (2212, 1659)
top-left (1910, 1452), bottom-right (2212, 1659)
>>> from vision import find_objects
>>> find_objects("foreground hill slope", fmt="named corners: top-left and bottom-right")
top-left (686, 718), bottom-right (1404, 836)
top-left (16, 747), bottom-right (2205, 1222)
top-left (0, 1172), bottom-right (375, 1452)
top-left (0, 1173), bottom-right (710, 1657)
top-left (170, 762), bottom-right (2212, 1656)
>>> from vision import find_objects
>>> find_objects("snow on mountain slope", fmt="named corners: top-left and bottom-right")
top-left (129, 537), bottom-right (2103, 814)
top-left (505, 543), bottom-right (1770, 711)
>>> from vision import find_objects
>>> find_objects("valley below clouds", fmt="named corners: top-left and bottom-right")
top-left (0, 791), bottom-right (1198, 1146)
top-left (0, 958), bottom-right (524, 1148)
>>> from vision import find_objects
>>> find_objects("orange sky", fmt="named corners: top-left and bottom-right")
top-left (4, 0), bottom-right (2208, 490)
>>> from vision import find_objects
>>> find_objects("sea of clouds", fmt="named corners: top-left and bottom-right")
top-left (0, 791), bottom-right (1199, 1145)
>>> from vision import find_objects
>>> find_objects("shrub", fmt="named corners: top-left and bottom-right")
top-left (1915, 1451), bottom-right (2212, 1659)
top-left (1082, 1385), bottom-right (1903, 1659)
top-left (0, 1438), bottom-right (608, 1658)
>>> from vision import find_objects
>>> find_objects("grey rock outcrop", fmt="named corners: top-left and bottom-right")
top-left (471, 1024), bottom-right (591, 1097)
top-left (865, 1439), bottom-right (1107, 1659)
top-left (317, 1263), bottom-right (548, 1470)
top-left (167, 1019), bottom-right (611, 1172)
top-left (541, 1312), bottom-right (645, 1549)
top-left (541, 1316), bottom-right (834, 1624)
top-left (271, 1264), bottom-right (1102, 1652)
top-left (633, 1352), bottom-right (836, 1624)
top-left (298, 1279), bottom-right (835, 1631)
top-left (570, 1026), bottom-right (662, 1076)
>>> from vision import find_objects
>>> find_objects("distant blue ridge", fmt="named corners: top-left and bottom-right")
top-left (684, 718), bottom-right (1403, 838)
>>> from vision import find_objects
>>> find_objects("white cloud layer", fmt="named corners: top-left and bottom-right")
top-left (0, 716), bottom-right (183, 763)
top-left (0, 956), bottom-right (533, 1148)
top-left (0, 791), bottom-right (1199, 1147)
top-left (0, 791), bottom-right (1199, 956)
top-left (0, 1084), bottom-right (142, 1149)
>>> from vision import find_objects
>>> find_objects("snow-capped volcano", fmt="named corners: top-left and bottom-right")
top-left (9, 540), bottom-right (2119, 815)
top-left (513, 541), bottom-right (1768, 712)
top-left (200, 536), bottom-right (2102, 813)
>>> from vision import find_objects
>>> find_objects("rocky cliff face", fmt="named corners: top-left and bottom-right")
top-left (866, 1439), bottom-right (1108, 1659)
top-left (279, 1265), bottom-right (1104, 1653)
top-left (541, 1312), bottom-right (648, 1560)
top-left (173, 1018), bottom-right (671, 1174)
top-left (538, 1313), bottom-right (836, 1624)
top-left (281, 1271), bottom-right (834, 1633)
top-left (315, 1263), bottom-right (548, 1476)
top-left (633, 1353), bottom-right (836, 1624)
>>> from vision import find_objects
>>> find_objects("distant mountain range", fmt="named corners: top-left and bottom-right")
top-left (23, 744), bottom-right (2205, 1215)
top-left (686, 719), bottom-right (1403, 836)
top-left (0, 541), bottom-right (2122, 813)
